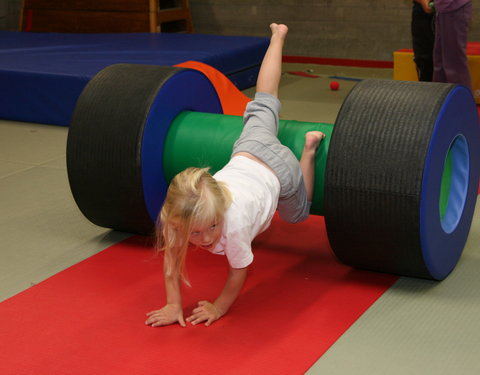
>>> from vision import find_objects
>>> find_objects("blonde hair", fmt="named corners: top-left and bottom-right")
top-left (155, 167), bottom-right (232, 285)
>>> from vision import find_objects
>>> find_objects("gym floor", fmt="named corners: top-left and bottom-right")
top-left (1, 63), bottom-right (479, 374)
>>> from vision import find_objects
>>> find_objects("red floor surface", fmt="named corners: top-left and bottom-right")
top-left (0, 215), bottom-right (397, 375)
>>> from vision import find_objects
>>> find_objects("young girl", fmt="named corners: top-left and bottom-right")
top-left (145, 23), bottom-right (325, 328)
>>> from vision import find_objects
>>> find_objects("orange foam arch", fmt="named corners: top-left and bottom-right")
top-left (175, 61), bottom-right (251, 116)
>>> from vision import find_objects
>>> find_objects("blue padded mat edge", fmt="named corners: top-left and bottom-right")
top-left (0, 32), bottom-right (268, 126)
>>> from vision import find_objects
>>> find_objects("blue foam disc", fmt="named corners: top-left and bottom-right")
top-left (141, 69), bottom-right (223, 222)
top-left (420, 85), bottom-right (480, 279)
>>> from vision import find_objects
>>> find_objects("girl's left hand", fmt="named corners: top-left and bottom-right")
top-left (186, 300), bottom-right (222, 326)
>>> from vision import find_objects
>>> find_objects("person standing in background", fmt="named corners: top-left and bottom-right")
top-left (412, 0), bottom-right (435, 81)
top-left (432, 0), bottom-right (473, 90)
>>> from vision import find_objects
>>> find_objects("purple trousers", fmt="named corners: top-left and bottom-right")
top-left (433, 2), bottom-right (473, 89)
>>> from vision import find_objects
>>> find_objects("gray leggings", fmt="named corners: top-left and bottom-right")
top-left (232, 92), bottom-right (310, 223)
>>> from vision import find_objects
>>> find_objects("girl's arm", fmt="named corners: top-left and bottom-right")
top-left (215, 266), bottom-right (248, 315)
top-left (164, 271), bottom-right (183, 306)
top-left (187, 266), bottom-right (248, 326)
top-left (145, 269), bottom-right (186, 327)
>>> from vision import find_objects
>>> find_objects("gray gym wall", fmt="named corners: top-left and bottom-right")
top-left (2, 0), bottom-right (480, 61)
top-left (2, 0), bottom-right (20, 30)
top-left (0, 1), bottom-right (7, 29)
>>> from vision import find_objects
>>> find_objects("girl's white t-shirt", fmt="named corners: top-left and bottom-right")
top-left (211, 156), bottom-right (280, 268)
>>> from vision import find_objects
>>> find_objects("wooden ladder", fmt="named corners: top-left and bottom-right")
top-left (150, 0), bottom-right (193, 33)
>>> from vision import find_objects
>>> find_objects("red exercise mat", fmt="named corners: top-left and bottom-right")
top-left (0, 215), bottom-right (396, 375)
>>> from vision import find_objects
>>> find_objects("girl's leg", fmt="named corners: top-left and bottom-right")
top-left (256, 23), bottom-right (288, 98)
top-left (232, 23), bottom-right (287, 154)
top-left (300, 131), bottom-right (325, 201)
top-left (276, 130), bottom-right (324, 224)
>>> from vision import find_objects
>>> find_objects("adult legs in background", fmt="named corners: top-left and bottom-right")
top-left (433, 2), bottom-right (472, 90)
top-left (412, 2), bottom-right (435, 81)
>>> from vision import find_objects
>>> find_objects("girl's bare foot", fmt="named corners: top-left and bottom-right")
top-left (304, 131), bottom-right (325, 153)
top-left (270, 23), bottom-right (288, 40)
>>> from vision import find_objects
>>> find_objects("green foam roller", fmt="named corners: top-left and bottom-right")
top-left (439, 150), bottom-right (453, 220)
top-left (163, 111), bottom-right (334, 215)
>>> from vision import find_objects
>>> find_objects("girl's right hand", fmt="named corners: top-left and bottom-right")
top-left (145, 304), bottom-right (186, 327)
